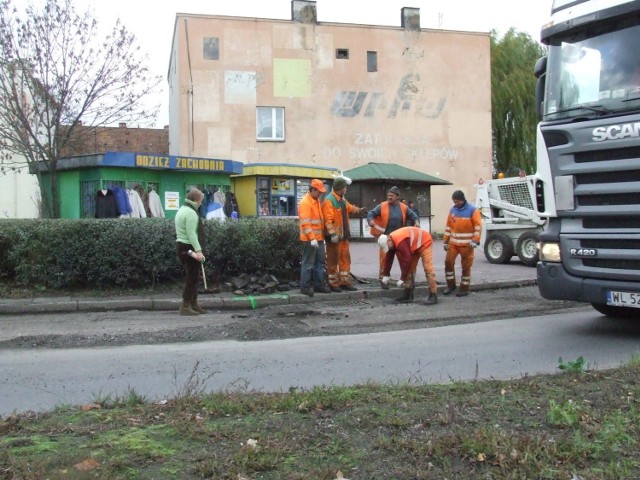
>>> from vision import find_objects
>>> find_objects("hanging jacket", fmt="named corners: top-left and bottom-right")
top-left (148, 189), bottom-right (165, 218)
top-left (95, 189), bottom-right (118, 218)
top-left (322, 191), bottom-right (360, 240)
top-left (110, 186), bottom-right (132, 217)
top-left (298, 192), bottom-right (324, 241)
top-left (367, 201), bottom-right (409, 237)
top-left (443, 201), bottom-right (482, 246)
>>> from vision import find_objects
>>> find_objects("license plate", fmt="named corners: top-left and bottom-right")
top-left (606, 290), bottom-right (640, 308)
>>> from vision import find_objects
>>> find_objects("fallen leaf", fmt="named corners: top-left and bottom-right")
top-left (74, 458), bottom-right (100, 471)
top-left (477, 453), bottom-right (486, 462)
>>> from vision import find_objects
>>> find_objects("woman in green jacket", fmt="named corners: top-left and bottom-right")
top-left (175, 188), bottom-right (206, 315)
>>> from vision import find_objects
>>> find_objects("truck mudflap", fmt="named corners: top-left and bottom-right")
top-left (537, 262), bottom-right (640, 306)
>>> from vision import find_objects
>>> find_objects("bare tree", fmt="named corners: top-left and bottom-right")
top-left (0, 0), bottom-right (162, 218)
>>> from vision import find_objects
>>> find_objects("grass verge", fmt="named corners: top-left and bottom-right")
top-left (1, 359), bottom-right (639, 479)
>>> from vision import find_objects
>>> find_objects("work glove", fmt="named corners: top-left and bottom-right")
top-left (310, 239), bottom-right (319, 248)
top-left (470, 241), bottom-right (479, 249)
top-left (397, 280), bottom-right (405, 288)
top-left (360, 207), bottom-right (368, 215)
top-left (443, 243), bottom-right (449, 251)
top-left (331, 234), bottom-right (339, 244)
top-left (381, 276), bottom-right (390, 285)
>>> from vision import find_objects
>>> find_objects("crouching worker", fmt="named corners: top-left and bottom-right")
top-left (378, 226), bottom-right (438, 305)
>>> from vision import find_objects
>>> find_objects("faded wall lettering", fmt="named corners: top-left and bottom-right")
top-left (330, 74), bottom-right (446, 119)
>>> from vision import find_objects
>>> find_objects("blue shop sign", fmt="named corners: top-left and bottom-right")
top-left (100, 152), bottom-right (243, 174)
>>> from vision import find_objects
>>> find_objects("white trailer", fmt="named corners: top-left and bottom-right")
top-left (475, 175), bottom-right (547, 267)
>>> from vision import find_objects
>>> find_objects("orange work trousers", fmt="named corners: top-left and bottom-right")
top-left (444, 244), bottom-right (474, 291)
top-left (326, 240), bottom-right (353, 287)
top-left (407, 246), bottom-right (437, 293)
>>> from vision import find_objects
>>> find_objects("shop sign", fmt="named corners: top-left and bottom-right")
top-left (99, 152), bottom-right (243, 174)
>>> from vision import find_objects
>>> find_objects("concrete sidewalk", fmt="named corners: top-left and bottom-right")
top-left (0, 239), bottom-right (537, 315)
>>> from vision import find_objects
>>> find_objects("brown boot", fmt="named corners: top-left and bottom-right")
top-left (191, 304), bottom-right (206, 314)
top-left (456, 285), bottom-right (469, 297)
top-left (180, 302), bottom-right (199, 316)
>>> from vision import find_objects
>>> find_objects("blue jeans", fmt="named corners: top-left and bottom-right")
top-left (300, 240), bottom-right (326, 289)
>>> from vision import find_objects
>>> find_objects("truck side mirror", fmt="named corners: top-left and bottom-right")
top-left (534, 56), bottom-right (547, 119)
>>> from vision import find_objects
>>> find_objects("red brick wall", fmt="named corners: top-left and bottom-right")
top-left (61, 123), bottom-right (169, 156)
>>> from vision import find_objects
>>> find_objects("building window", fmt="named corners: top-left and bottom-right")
top-left (367, 51), bottom-right (377, 72)
top-left (256, 107), bottom-right (285, 141)
top-left (336, 48), bottom-right (349, 59)
top-left (203, 37), bottom-right (219, 60)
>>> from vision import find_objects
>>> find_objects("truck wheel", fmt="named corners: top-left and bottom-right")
top-left (516, 231), bottom-right (539, 267)
top-left (483, 233), bottom-right (514, 264)
top-left (591, 303), bottom-right (637, 319)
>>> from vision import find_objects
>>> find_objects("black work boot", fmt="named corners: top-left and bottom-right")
top-left (443, 284), bottom-right (456, 295)
top-left (395, 288), bottom-right (413, 303)
top-left (424, 292), bottom-right (438, 305)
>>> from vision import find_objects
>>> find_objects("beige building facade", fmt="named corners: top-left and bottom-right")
top-left (168, 1), bottom-right (492, 232)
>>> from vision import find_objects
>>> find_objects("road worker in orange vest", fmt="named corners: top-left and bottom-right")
top-left (443, 189), bottom-right (483, 297)
top-left (378, 226), bottom-right (438, 305)
top-left (366, 186), bottom-right (420, 288)
top-left (322, 177), bottom-right (368, 292)
top-left (298, 179), bottom-right (331, 297)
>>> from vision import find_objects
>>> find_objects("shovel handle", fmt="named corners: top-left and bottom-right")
top-left (200, 262), bottom-right (207, 290)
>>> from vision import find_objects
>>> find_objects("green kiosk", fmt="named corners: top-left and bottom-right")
top-left (37, 152), bottom-right (243, 219)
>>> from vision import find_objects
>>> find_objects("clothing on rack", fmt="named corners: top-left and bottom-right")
top-left (224, 191), bottom-right (240, 218)
top-left (110, 186), bottom-right (133, 217)
top-left (127, 188), bottom-right (147, 218)
top-left (133, 185), bottom-right (152, 217)
top-left (95, 189), bottom-right (118, 218)
top-left (148, 189), bottom-right (165, 218)
top-left (213, 189), bottom-right (226, 206)
top-left (205, 201), bottom-right (226, 221)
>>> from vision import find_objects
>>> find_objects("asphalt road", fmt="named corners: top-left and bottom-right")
top-left (3, 304), bottom-right (640, 416)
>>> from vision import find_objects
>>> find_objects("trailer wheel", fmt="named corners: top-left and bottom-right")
top-left (591, 303), bottom-right (637, 319)
top-left (515, 231), bottom-right (539, 267)
top-left (483, 233), bottom-right (514, 264)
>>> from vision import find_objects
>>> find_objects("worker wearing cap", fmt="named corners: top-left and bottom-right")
top-left (443, 189), bottom-right (483, 297)
top-left (378, 227), bottom-right (438, 305)
top-left (298, 179), bottom-right (331, 297)
top-left (322, 177), bottom-right (368, 292)
top-left (366, 185), bottom-right (420, 287)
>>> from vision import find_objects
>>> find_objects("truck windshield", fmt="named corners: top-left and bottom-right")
top-left (543, 23), bottom-right (640, 120)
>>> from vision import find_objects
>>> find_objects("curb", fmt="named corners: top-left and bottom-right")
top-left (0, 279), bottom-right (537, 315)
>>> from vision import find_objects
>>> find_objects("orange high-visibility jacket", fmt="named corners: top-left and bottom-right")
top-left (384, 226), bottom-right (433, 280)
top-left (322, 191), bottom-right (360, 239)
top-left (298, 192), bottom-right (325, 241)
top-left (369, 201), bottom-right (407, 238)
top-left (443, 202), bottom-right (482, 246)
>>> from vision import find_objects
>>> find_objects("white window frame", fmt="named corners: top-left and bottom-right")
top-left (256, 106), bottom-right (285, 141)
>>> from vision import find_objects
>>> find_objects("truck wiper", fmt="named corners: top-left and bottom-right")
top-left (547, 105), bottom-right (612, 117)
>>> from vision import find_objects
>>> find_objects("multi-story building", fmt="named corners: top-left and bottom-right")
top-left (168, 0), bottom-right (492, 231)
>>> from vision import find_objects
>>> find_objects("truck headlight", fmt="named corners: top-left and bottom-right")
top-left (539, 242), bottom-right (561, 262)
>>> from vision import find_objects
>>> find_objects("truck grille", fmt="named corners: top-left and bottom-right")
top-left (543, 121), bottom-right (640, 282)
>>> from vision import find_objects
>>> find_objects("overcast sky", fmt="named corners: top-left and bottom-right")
top-left (68, 0), bottom-right (553, 127)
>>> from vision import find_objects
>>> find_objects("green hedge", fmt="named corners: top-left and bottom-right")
top-left (0, 218), bottom-right (302, 289)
